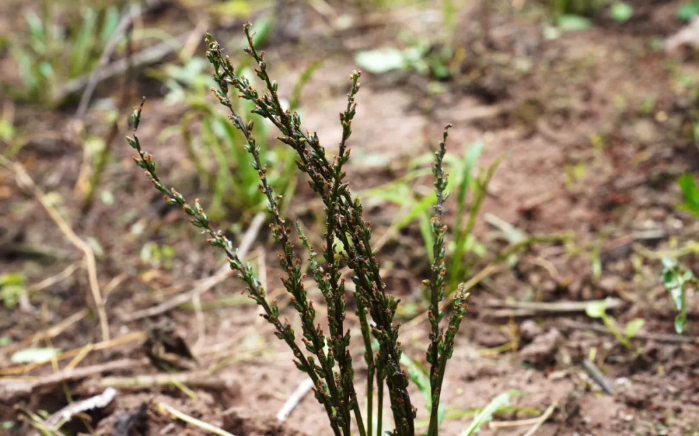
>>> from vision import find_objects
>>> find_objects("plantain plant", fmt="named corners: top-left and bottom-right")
top-left (125, 23), bottom-right (469, 436)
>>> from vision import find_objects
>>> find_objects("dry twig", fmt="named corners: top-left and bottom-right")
top-left (1, 359), bottom-right (144, 402)
top-left (27, 262), bottom-right (80, 293)
top-left (521, 401), bottom-right (557, 436)
top-left (154, 400), bottom-right (236, 436)
top-left (277, 378), bottom-right (314, 422)
top-left (0, 331), bottom-right (145, 376)
top-left (482, 298), bottom-right (626, 320)
top-left (0, 155), bottom-right (110, 341)
top-left (122, 212), bottom-right (266, 321)
top-left (561, 320), bottom-right (698, 344)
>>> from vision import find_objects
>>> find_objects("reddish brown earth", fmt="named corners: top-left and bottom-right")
top-left (2, 1), bottom-right (699, 435)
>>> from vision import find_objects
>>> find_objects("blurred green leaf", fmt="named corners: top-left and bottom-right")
top-left (210, 0), bottom-right (253, 17)
top-left (101, 6), bottom-right (121, 43)
top-left (585, 300), bottom-right (607, 318)
top-left (558, 15), bottom-right (592, 31)
top-left (610, 2), bottom-right (633, 22)
top-left (661, 257), bottom-right (695, 333)
top-left (0, 273), bottom-right (26, 309)
top-left (677, 1), bottom-right (699, 21)
top-left (462, 392), bottom-right (514, 436)
top-left (355, 48), bottom-right (406, 74)
top-left (290, 60), bottom-right (321, 111)
top-left (69, 7), bottom-right (98, 77)
top-left (11, 347), bottom-right (60, 364)
top-left (396, 193), bottom-right (437, 230)
top-left (678, 174), bottom-right (699, 216)
top-left (400, 352), bottom-right (446, 425)
top-left (625, 318), bottom-right (645, 338)
top-left (0, 119), bottom-right (15, 141)
top-left (23, 9), bottom-right (46, 53)
top-left (400, 353), bottom-right (430, 409)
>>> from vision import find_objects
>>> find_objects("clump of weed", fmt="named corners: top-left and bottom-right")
top-left (5, 2), bottom-right (125, 105)
top-left (125, 23), bottom-right (469, 436)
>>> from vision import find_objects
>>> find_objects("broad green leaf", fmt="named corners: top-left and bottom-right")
top-left (660, 256), bottom-right (694, 334)
top-left (585, 300), bottom-right (607, 319)
top-left (610, 2), bottom-right (633, 22)
top-left (0, 119), bottom-right (15, 141)
top-left (0, 273), bottom-right (25, 286)
top-left (678, 174), bottom-right (699, 216)
top-left (558, 15), bottom-right (592, 31)
top-left (462, 392), bottom-right (513, 436)
top-left (677, 1), bottom-right (699, 21)
top-left (1, 285), bottom-right (25, 309)
top-left (0, 273), bottom-right (27, 309)
top-left (209, 0), bottom-right (253, 17)
top-left (355, 48), bottom-right (406, 74)
top-left (625, 318), bottom-right (645, 338)
top-left (11, 347), bottom-right (60, 364)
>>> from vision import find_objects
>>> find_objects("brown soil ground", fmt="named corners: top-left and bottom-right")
top-left (2, 1), bottom-right (699, 435)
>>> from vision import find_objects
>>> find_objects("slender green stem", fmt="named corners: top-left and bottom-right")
top-left (356, 296), bottom-right (374, 435)
top-left (427, 287), bottom-right (468, 436)
top-left (376, 366), bottom-right (384, 436)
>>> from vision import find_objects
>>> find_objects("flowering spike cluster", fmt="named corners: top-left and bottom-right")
top-left (126, 24), bottom-right (471, 436)
top-left (426, 126), bottom-right (450, 377)
top-left (205, 25), bottom-right (413, 435)
top-left (206, 39), bottom-right (357, 434)
top-left (424, 125), bottom-right (470, 436)
top-left (126, 99), bottom-right (341, 436)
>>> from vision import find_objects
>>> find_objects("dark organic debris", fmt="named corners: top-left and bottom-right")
top-left (112, 402), bottom-right (149, 436)
top-left (143, 318), bottom-right (197, 371)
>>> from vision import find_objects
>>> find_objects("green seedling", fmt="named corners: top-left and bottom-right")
top-left (661, 257), bottom-right (698, 334)
top-left (354, 36), bottom-right (453, 80)
top-left (5, 1), bottom-right (124, 105)
top-left (140, 242), bottom-right (176, 270)
top-left (363, 141), bottom-right (499, 296)
top-left (585, 298), bottom-right (645, 349)
top-left (354, 1), bottom-right (463, 81)
top-left (156, 55), bottom-right (306, 220)
top-left (0, 273), bottom-right (27, 309)
top-left (462, 391), bottom-right (517, 436)
top-left (658, 175), bottom-right (699, 334)
top-left (401, 352), bottom-right (445, 428)
top-left (448, 145), bottom-right (502, 292)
